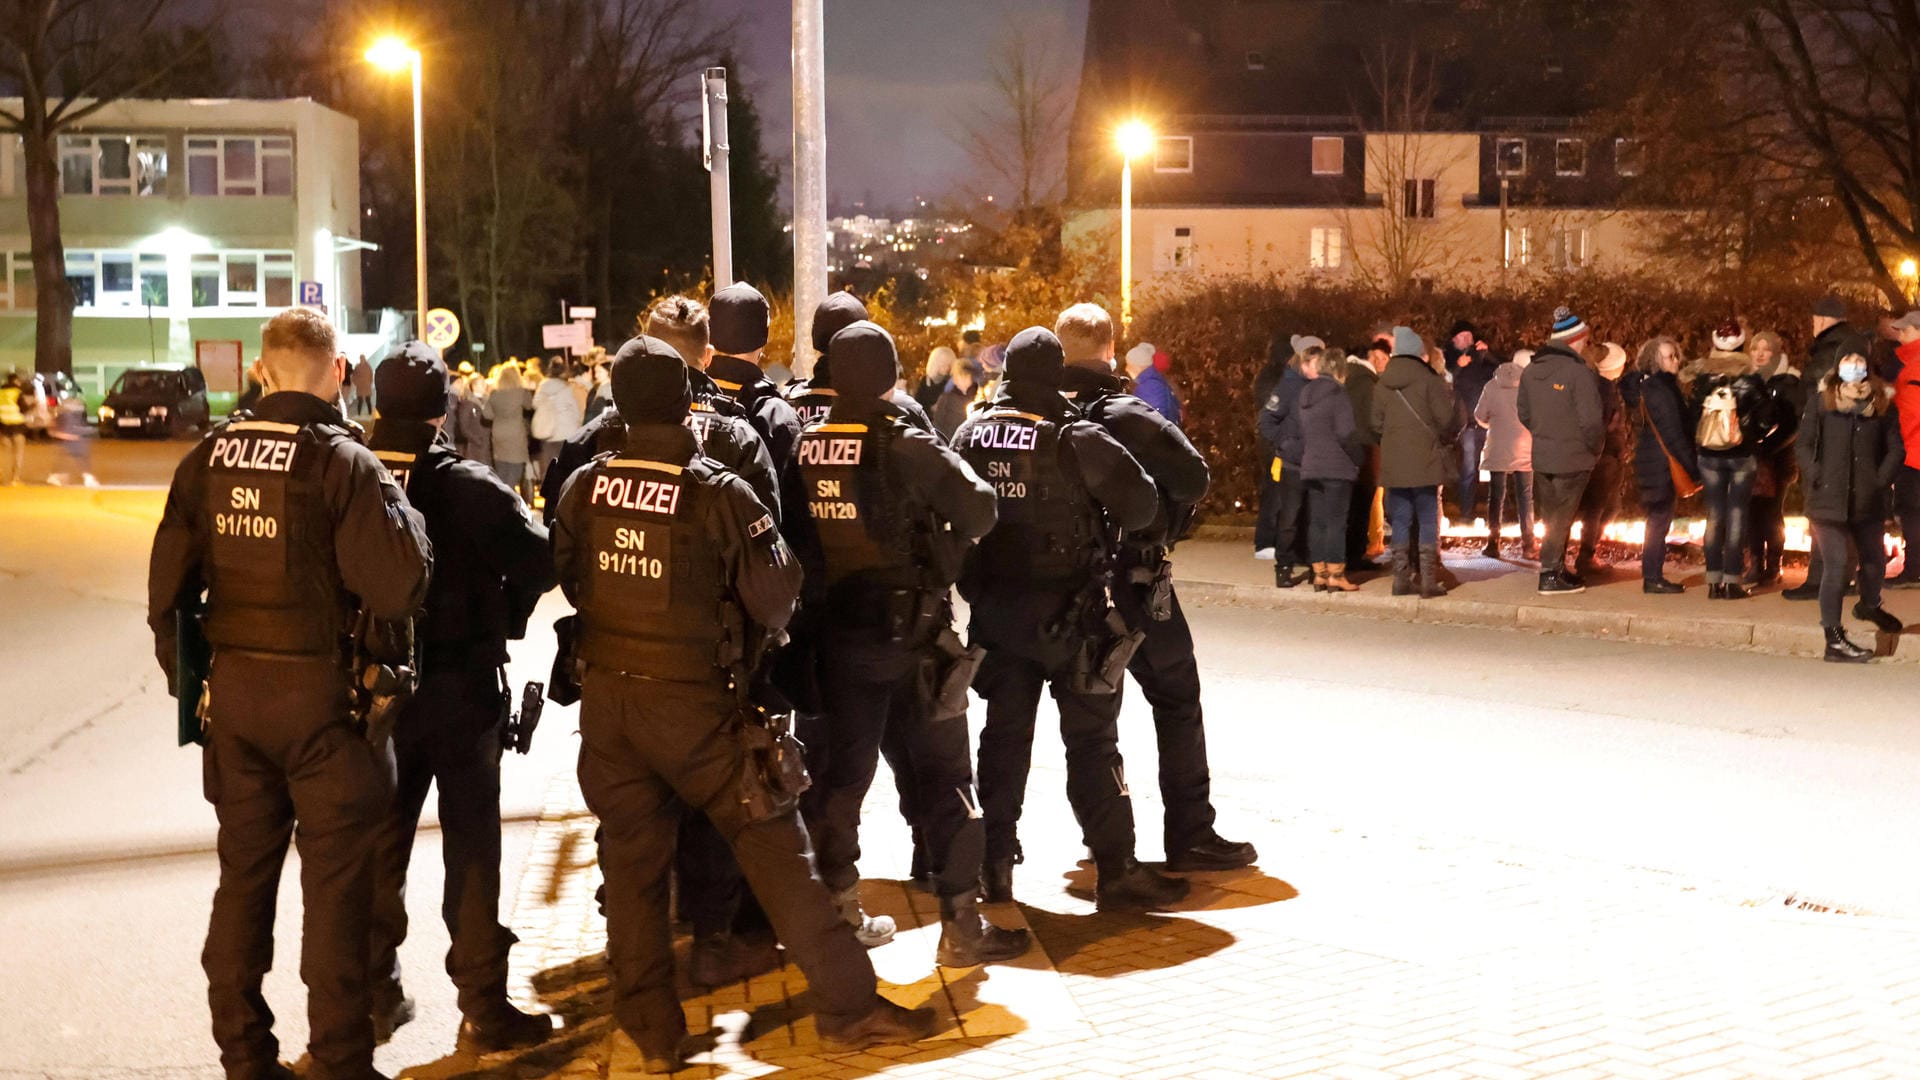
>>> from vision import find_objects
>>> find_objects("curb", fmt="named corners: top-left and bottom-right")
top-left (1178, 578), bottom-right (1918, 665)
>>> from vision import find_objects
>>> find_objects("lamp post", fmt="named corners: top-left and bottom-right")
top-left (1900, 257), bottom-right (1918, 304)
top-left (366, 37), bottom-right (428, 327)
top-left (1115, 120), bottom-right (1154, 333)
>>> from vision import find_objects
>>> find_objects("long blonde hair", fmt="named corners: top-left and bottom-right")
top-left (495, 364), bottom-right (524, 393)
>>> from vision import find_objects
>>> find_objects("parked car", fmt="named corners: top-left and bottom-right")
top-left (98, 366), bottom-right (210, 438)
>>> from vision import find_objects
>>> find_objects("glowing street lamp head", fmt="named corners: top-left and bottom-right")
top-left (1115, 120), bottom-right (1155, 160)
top-left (1901, 257), bottom-right (1918, 280)
top-left (365, 37), bottom-right (418, 72)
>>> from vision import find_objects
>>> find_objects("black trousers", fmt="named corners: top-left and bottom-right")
top-left (577, 667), bottom-right (877, 1055)
top-left (801, 630), bottom-right (984, 901)
top-left (1535, 470), bottom-right (1591, 572)
top-left (974, 645), bottom-right (1136, 868)
top-left (1112, 578), bottom-right (1214, 852)
top-left (1812, 519), bottom-right (1888, 627)
top-left (201, 652), bottom-right (393, 1080)
top-left (369, 665), bottom-right (515, 1019)
top-left (1272, 466), bottom-right (1309, 566)
top-left (1254, 458), bottom-right (1282, 551)
top-left (1577, 456), bottom-right (1622, 560)
top-left (1345, 448), bottom-right (1379, 565)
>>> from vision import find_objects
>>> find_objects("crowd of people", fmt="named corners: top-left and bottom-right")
top-left (1254, 297), bottom-right (1919, 662)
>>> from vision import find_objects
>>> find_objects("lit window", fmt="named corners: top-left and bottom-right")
top-left (55, 135), bottom-right (168, 197)
top-left (1403, 178), bottom-right (1436, 219)
top-left (1310, 226), bottom-right (1344, 269)
top-left (1551, 228), bottom-right (1591, 270)
top-left (1615, 138), bottom-right (1645, 178)
top-left (1158, 225), bottom-right (1196, 271)
top-left (139, 253), bottom-right (168, 306)
top-left (1153, 136), bottom-right (1193, 173)
top-left (1556, 138), bottom-right (1586, 177)
top-left (1311, 137), bottom-right (1344, 176)
top-left (191, 254), bottom-right (221, 306)
top-left (1505, 227), bottom-right (1534, 268)
top-left (1496, 138), bottom-right (1527, 177)
top-left (183, 135), bottom-right (296, 198)
top-left (8, 251), bottom-right (35, 311)
top-left (187, 139), bottom-right (219, 195)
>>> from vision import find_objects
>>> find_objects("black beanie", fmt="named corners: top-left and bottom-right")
top-left (609, 336), bottom-right (691, 424)
top-left (811, 292), bottom-right (869, 354)
top-left (1003, 326), bottom-right (1065, 387)
top-left (710, 282), bottom-right (771, 355)
top-left (1448, 319), bottom-right (1476, 339)
top-left (829, 321), bottom-right (897, 406)
top-left (373, 340), bottom-right (448, 420)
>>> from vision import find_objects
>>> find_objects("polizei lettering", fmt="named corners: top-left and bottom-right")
top-left (797, 437), bottom-right (863, 466)
top-left (209, 436), bottom-right (297, 473)
top-left (590, 473), bottom-right (683, 516)
top-left (967, 422), bottom-right (1038, 452)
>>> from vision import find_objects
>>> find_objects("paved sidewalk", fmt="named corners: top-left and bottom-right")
top-left (1172, 533), bottom-right (1920, 665)
top-left (477, 754), bottom-right (1920, 1079)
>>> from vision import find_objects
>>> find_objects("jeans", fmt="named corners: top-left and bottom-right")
top-left (1897, 466), bottom-right (1920, 576)
top-left (1699, 455), bottom-right (1758, 585)
top-left (1272, 466), bottom-right (1309, 566)
top-left (1306, 479), bottom-right (1354, 564)
top-left (1577, 456), bottom-right (1623, 560)
top-left (1812, 519), bottom-right (1888, 627)
top-left (1385, 486), bottom-right (1439, 550)
top-left (1641, 492), bottom-right (1675, 582)
top-left (1487, 471), bottom-right (1534, 546)
top-left (1534, 471), bottom-right (1591, 573)
top-left (1456, 425), bottom-right (1486, 518)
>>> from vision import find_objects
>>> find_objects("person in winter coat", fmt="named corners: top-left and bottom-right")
top-left (1258, 336), bottom-right (1323, 587)
top-left (1127, 342), bottom-right (1182, 425)
top-left (1746, 330), bottom-right (1796, 585)
top-left (1473, 357), bottom-right (1534, 559)
top-left (931, 355), bottom-right (982, 439)
top-left (915, 346), bottom-right (955, 411)
top-left (449, 374), bottom-right (493, 465)
top-left (1786, 296), bottom-right (1876, 602)
top-left (1886, 311), bottom-right (1920, 587)
top-left (1683, 322), bottom-right (1774, 599)
top-left (1370, 326), bottom-right (1457, 597)
top-left (1518, 308), bottom-right (1607, 594)
top-left (530, 355), bottom-right (584, 484)
top-left (1443, 320), bottom-right (1499, 520)
top-left (1575, 343), bottom-right (1631, 578)
top-left (1796, 357), bottom-right (1906, 661)
top-left (486, 363), bottom-right (534, 499)
top-left (1620, 338), bottom-right (1700, 594)
top-left (1298, 348), bottom-right (1363, 592)
top-left (1343, 338), bottom-right (1386, 571)
top-left (1252, 334), bottom-right (1292, 556)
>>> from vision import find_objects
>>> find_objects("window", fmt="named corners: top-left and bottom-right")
top-left (1157, 225), bottom-right (1196, 272)
top-left (1555, 138), bottom-right (1586, 177)
top-left (185, 135), bottom-right (294, 196)
top-left (191, 253), bottom-right (221, 306)
top-left (1153, 136), bottom-right (1193, 173)
top-left (1403, 178), bottom-right (1436, 219)
top-left (0, 252), bottom-right (34, 311)
top-left (1310, 226), bottom-right (1344, 269)
top-left (1551, 228), bottom-right (1591, 270)
top-left (1505, 227), bottom-right (1534, 268)
top-left (187, 250), bottom-right (297, 308)
top-left (1496, 138), bottom-right (1527, 177)
top-left (1615, 138), bottom-right (1645, 178)
top-left (1311, 137), bottom-right (1344, 176)
top-left (54, 135), bottom-right (167, 196)
top-left (139, 253), bottom-right (167, 306)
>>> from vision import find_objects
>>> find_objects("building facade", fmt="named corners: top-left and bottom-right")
top-left (0, 97), bottom-right (362, 397)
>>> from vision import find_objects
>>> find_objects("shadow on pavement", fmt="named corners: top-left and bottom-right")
top-left (1019, 904), bottom-right (1237, 972)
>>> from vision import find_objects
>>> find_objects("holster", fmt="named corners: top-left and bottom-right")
top-left (731, 700), bottom-right (811, 826)
top-left (352, 611), bottom-right (415, 746)
top-left (1127, 556), bottom-right (1176, 622)
top-left (547, 615), bottom-right (582, 706)
top-left (502, 675), bottom-right (545, 755)
top-left (924, 625), bottom-right (986, 719)
top-left (1067, 608), bottom-right (1146, 696)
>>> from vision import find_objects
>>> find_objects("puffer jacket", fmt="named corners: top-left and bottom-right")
top-left (1619, 369), bottom-right (1700, 499)
top-left (1371, 354), bottom-right (1459, 488)
top-left (1683, 350), bottom-right (1773, 459)
top-left (1517, 343), bottom-right (1605, 474)
top-left (1473, 361), bottom-right (1532, 473)
top-left (1298, 376), bottom-right (1362, 482)
top-left (1257, 365), bottom-right (1311, 466)
top-left (1796, 374), bottom-right (1905, 524)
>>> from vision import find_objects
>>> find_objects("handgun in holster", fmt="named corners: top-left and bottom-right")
top-left (1126, 554), bottom-right (1176, 623)
top-left (1068, 606), bottom-right (1147, 697)
top-left (502, 676), bottom-right (545, 755)
top-left (923, 624), bottom-right (986, 719)
top-left (723, 617), bottom-right (811, 825)
top-left (351, 610), bottom-right (416, 747)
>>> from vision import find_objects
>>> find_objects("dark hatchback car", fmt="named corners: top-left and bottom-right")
top-left (99, 367), bottom-right (211, 438)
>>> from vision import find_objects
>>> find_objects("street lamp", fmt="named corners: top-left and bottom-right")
top-left (1900, 257), bottom-right (1919, 303)
top-left (366, 36), bottom-right (428, 326)
top-left (1115, 119), bottom-right (1154, 332)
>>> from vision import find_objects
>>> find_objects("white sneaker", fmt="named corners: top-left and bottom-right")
top-left (46, 474), bottom-right (64, 486)
top-left (1253, 547), bottom-right (1275, 561)
top-left (82, 474), bottom-right (99, 488)
top-left (833, 886), bottom-right (896, 948)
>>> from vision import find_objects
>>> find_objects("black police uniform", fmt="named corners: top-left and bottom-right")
top-left (709, 353), bottom-right (802, 472)
top-left (1062, 362), bottom-right (1257, 872)
top-left (362, 348), bottom-right (556, 1051)
top-left (149, 390), bottom-right (431, 1080)
top-left (951, 338), bottom-right (1182, 910)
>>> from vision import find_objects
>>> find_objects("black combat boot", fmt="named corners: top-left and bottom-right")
top-left (1390, 548), bottom-right (1414, 596)
top-left (1824, 626), bottom-right (1874, 663)
top-left (1166, 831), bottom-right (1258, 872)
top-left (1853, 601), bottom-right (1905, 634)
top-left (1094, 858), bottom-right (1191, 912)
top-left (936, 892), bottom-right (1032, 966)
top-left (817, 999), bottom-right (937, 1051)
top-left (1274, 560), bottom-right (1302, 588)
top-left (1417, 545), bottom-right (1446, 599)
top-left (456, 1000), bottom-right (555, 1055)
top-left (981, 852), bottom-right (1017, 903)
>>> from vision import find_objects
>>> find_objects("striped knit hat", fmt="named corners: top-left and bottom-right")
top-left (1549, 306), bottom-right (1590, 346)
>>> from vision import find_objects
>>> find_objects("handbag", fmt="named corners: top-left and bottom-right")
top-left (1640, 398), bottom-right (1702, 499)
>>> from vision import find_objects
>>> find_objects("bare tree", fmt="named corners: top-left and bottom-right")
top-left (959, 27), bottom-right (1071, 212)
top-left (1343, 46), bottom-right (1474, 295)
top-left (0, 0), bottom-right (212, 374)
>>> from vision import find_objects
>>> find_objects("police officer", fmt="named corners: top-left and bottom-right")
top-left (789, 321), bottom-right (1031, 965)
top-left (551, 338), bottom-right (932, 1070)
top-left (788, 292), bottom-right (937, 434)
top-left (362, 343), bottom-right (557, 1054)
top-left (707, 282), bottom-right (803, 472)
top-left (149, 308), bottom-right (432, 1080)
top-left (953, 327), bottom-right (1189, 912)
top-left (1054, 304), bottom-right (1258, 874)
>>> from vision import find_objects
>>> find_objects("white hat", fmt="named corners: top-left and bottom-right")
top-left (1596, 342), bottom-right (1628, 380)
top-left (1124, 342), bottom-right (1157, 370)
top-left (1510, 348), bottom-right (1535, 368)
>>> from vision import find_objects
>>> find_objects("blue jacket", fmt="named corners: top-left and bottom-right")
top-left (1258, 366), bottom-right (1310, 466)
top-left (1132, 366), bottom-right (1182, 426)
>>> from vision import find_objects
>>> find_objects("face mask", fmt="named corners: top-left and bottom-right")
top-left (1838, 360), bottom-right (1869, 384)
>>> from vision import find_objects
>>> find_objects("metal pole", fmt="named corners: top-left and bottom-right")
top-left (1498, 177), bottom-right (1509, 290)
top-left (703, 67), bottom-right (734, 288)
top-left (1119, 158), bottom-right (1133, 332)
top-left (791, 0), bottom-right (827, 377)
top-left (410, 53), bottom-right (428, 330)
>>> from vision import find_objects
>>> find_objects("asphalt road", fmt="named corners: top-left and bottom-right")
top-left (2, 445), bottom-right (1917, 1077)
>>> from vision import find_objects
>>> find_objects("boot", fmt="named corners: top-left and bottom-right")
top-left (981, 854), bottom-right (1016, 904)
top-left (1824, 626), bottom-right (1874, 663)
top-left (456, 1001), bottom-right (556, 1055)
top-left (1311, 562), bottom-right (1330, 592)
top-left (1326, 567), bottom-right (1360, 593)
top-left (1094, 858), bottom-right (1191, 912)
top-left (935, 893), bottom-right (1031, 966)
top-left (1275, 561), bottom-right (1302, 588)
top-left (1707, 582), bottom-right (1725, 600)
top-left (1480, 534), bottom-right (1501, 559)
top-left (1417, 545), bottom-right (1446, 599)
top-left (1165, 831), bottom-right (1258, 872)
top-left (1390, 547), bottom-right (1414, 596)
top-left (817, 998), bottom-right (937, 1051)
top-left (1721, 582), bottom-right (1752, 600)
top-left (1853, 601), bottom-right (1905, 635)
top-left (833, 886), bottom-right (896, 948)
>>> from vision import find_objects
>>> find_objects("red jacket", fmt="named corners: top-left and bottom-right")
top-left (1898, 338), bottom-right (1920, 469)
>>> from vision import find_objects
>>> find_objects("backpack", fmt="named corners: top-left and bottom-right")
top-left (1696, 386), bottom-right (1741, 450)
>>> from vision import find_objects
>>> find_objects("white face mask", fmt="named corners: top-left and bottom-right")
top-left (1838, 359), bottom-right (1869, 384)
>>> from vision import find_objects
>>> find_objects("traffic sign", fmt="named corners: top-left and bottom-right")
top-left (542, 322), bottom-right (591, 350)
top-left (423, 307), bottom-right (461, 351)
top-left (298, 280), bottom-right (324, 307)
top-left (568, 306), bottom-right (597, 320)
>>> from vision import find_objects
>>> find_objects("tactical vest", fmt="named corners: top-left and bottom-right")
top-left (795, 420), bottom-right (916, 592)
top-left (200, 418), bottom-right (351, 656)
top-left (787, 385), bottom-right (837, 429)
top-left (573, 454), bottom-right (733, 678)
top-left (958, 407), bottom-right (1095, 584)
top-left (373, 443), bottom-right (509, 661)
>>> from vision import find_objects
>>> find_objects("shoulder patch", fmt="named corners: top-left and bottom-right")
top-left (1265, 394), bottom-right (1281, 410)
top-left (747, 514), bottom-right (775, 538)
